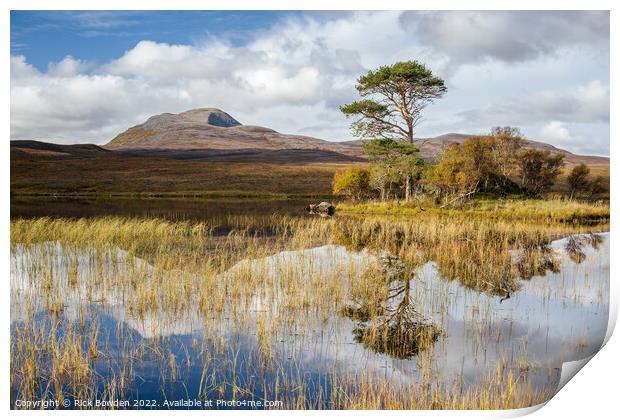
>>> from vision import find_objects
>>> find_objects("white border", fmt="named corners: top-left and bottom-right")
top-left (2, 1), bottom-right (617, 419)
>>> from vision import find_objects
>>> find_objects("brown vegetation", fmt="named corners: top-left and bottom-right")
top-left (10, 150), bottom-right (353, 197)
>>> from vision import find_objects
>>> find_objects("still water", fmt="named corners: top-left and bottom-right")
top-left (10, 228), bottom-right (609, 408)
top-left (10, 197), bottom-right (312, 220)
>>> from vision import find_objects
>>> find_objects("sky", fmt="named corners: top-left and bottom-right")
top-left (10, 10), bottom-right (610, 156)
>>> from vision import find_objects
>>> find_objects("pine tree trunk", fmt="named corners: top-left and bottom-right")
top-left (405, 111), bottom-right (414, 143)
top-left (405, 175), bottom-right (411, 201)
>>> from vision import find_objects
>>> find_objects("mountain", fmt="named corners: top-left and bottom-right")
top-left (104, 108), bottom-right (608, 167)
top-left (105, 108), bottom-right (364, 160)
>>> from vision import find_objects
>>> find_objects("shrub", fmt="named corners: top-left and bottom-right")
top-left (333, 167), bottom-right (372, 200)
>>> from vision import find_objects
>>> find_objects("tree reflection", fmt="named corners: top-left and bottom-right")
top-left (565, 236), bottom-right (586, 263)
top-left (515, 243), bottom-right (560, 279)
top-left (565, 233), bottom-right (603, 264)
top-left (342, 253), bottom-right (440, 359)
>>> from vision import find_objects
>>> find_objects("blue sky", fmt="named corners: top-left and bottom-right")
top-left (11, 11), bottom-right (302, 70)
top-left (10, 10), bottom-right (610, 156)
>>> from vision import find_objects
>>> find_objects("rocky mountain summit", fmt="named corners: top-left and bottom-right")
top-left (105, 108), bottom-right (362, 158)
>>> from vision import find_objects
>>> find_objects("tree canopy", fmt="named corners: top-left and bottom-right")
top-left (362, 138), bottom-right (426, 201)
top-left (363, 138), bottom-right (419, 164)
top-left (567, 164), bottom-right (591, 198)
top-left (341, 61), bottom-right (447, 143)
top-left (517, 150), bottom-right (565, 197)
top-left (431, 128), bottom-right (526, 199)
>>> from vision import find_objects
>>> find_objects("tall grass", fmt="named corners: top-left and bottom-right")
top-left (337, 198), bottom-right (610, 224)
top-left (10, 213), bottom-right (608, 409)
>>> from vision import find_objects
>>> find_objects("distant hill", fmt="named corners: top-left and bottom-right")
top-left (103, 108), bottom-right (608, 167)
top-left (11, 140), bottom-right (115, 158)
top-left (413, 133), bottom-right (609, 166)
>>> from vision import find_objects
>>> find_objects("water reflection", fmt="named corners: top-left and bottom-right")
top-left (342, 252), bottom-right (440, 359)
top-left (11, 197), bottom-right (312, 220)
top-left (514, 242), bottom-right (560, 280)
top-left (10, 232), bottom-right (609, 407)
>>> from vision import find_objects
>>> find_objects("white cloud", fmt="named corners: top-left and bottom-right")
top-left (538, 121), bottom-right (573, 143)
top-left (536, 121), bottom-right (609, 156)
top-left (10, 11), bottom-right (610, 155)
top-left (457, 81), bottom-right (609, 126)
top-left (47, 56), bottom-right (91, 77)
top-left (400, 11), bottom-right (609, 68)
top-left (11, 55), bottom-right (40, 79)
